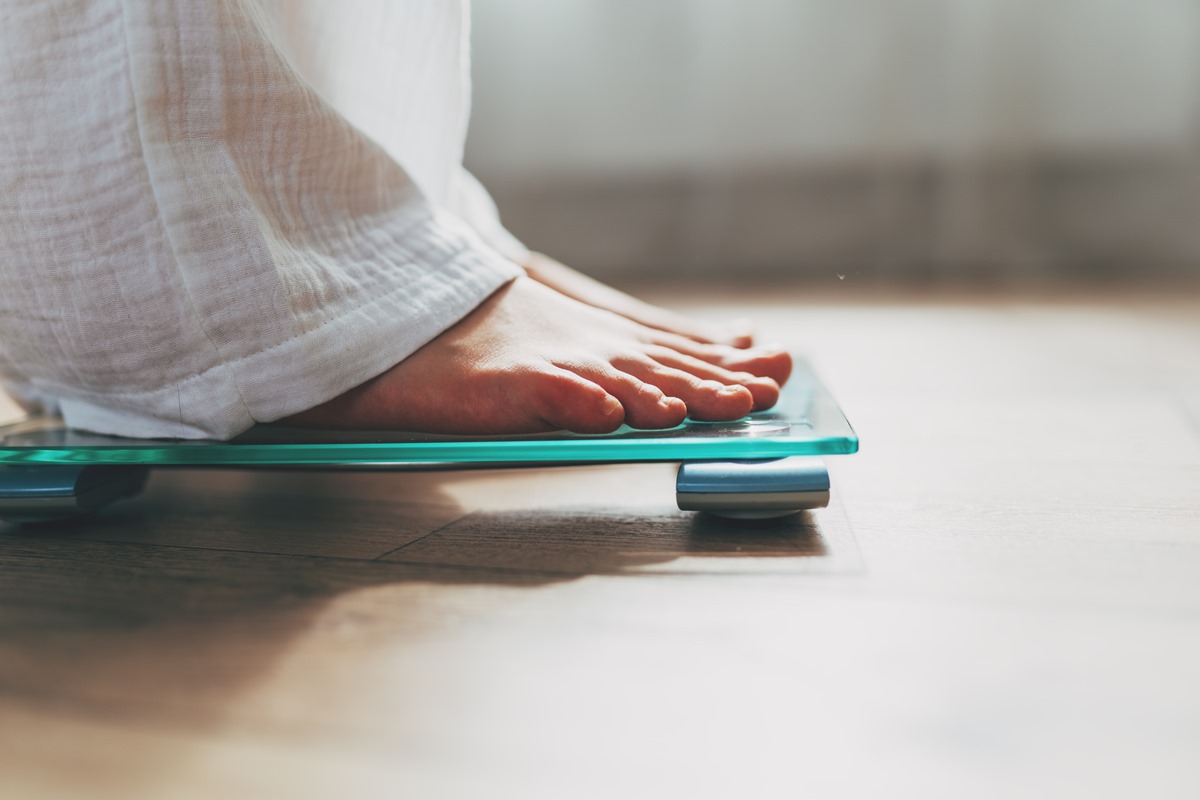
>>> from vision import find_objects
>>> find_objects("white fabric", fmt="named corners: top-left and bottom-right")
top-left (0, 0), bottom-right (525, 439)
top-left (257, 0), bottom-right (528, 262)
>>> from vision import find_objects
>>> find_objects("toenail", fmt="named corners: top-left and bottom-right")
top-left (601, 395), bottom-right (622, 416)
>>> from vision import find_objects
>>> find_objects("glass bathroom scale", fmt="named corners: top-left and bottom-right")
top-left (0, 359), bottom-right (856, 522)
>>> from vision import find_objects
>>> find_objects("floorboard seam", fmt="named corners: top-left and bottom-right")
top-left (2, 537), bottom-right (405, 565)
top-left (371, 511), bottom-right (475, 561)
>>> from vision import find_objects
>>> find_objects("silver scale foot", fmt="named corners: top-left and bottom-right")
top-left (0, 464), bottom-right (149, 524)
top-left (676, 456), bottom-right (830, 519)
top-left (0, 458), bottom-right (829, 524)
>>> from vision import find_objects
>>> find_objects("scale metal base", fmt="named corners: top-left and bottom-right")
top-left (0, 464), bottom-right (150, 524)
top-left (0, 457), bottom-right (829, 525)
top-left (676, 457), bottom-right (829, 519)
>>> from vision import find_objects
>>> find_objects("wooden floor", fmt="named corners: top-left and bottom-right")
top-left (2, 287), bottom-right (1198, 799)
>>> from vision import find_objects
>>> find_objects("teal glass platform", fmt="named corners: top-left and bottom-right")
top-left (0, 360), bottom-right (856, 467)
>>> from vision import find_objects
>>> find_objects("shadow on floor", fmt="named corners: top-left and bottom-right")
top-left (0, 466), bottom-right (854, 794)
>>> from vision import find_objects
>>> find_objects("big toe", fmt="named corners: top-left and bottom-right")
top-left (529, 368), bottom-right (626, 434)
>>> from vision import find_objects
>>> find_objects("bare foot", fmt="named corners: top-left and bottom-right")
top-left (285, 276), bottom-right (792, 435)
top-left (523, 251), bottom-right (756, 348)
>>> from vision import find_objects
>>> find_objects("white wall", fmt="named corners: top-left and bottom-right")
top-left (467, 0), bottom-right (1200, 182)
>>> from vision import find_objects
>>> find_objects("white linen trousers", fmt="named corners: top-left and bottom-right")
top-left (0, 0), bottom-right (526, 439)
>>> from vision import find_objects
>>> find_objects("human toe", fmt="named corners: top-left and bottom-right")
top-left (529, 367), bottom-right (626, 433)
top-left (719, 345), bottom-right (793, 386)
top-left (617, 359), bottom-right (755, 421)
top-left (647, 333), bottom-right (789, 384)
top-left (557, 360), bottom-right (688, 430)
top-left (640, 348), bottom-right (781, 410)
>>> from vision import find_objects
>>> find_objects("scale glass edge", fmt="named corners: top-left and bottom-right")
top-left (0, 360), bottom-right (857, 466)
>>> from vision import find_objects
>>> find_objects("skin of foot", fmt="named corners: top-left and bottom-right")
top-left (285, 275), bottom-right (793, 435)
top-left (521, 252), bottom-right (757, 348)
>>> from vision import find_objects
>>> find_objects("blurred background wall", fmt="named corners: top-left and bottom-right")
top-left (464, 0), bottom-right (1200, 285)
